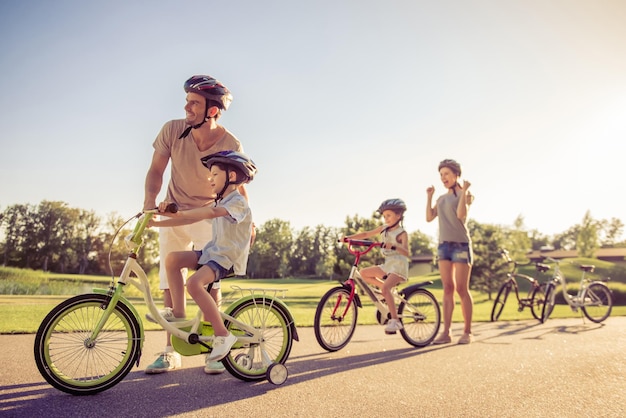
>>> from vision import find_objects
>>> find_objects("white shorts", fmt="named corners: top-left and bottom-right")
top-left (380, 257), bottom-right (409, 282)
top-left (158, 219), bottom-right (219, 290)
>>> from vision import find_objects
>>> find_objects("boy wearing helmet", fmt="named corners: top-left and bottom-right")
top-left (143, 75), bottom-right (247, 374)
top-left (148, 151), bottom-right (256, 370)
top-left (426, 159), bottom-right (474, 345)
top-left (343, 199), bottom-right (410, 334)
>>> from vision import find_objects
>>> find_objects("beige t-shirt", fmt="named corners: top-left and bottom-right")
top-left (153, 119), bottom-right (243, 210)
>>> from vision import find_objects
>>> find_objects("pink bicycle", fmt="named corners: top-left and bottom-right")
top-left (314, 239), bottom-right (441, 351)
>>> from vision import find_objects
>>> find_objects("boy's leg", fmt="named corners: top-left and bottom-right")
top-left (187, 265), bottom-right (237, 362)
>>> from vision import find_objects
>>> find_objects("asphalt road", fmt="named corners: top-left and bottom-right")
top-left (1, 317), bottom-right (625, 417)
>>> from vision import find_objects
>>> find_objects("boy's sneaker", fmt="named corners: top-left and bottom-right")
top-left (204, 359), bottom-right (226, 375)
top-left (384, 319), bottom-right (403, 334)
top-left (145, 351), bottom-right (181, 374)
top-left (207, 333), bottom-right (237, 362)
top-left (145, 307), bottom-right (186, 324)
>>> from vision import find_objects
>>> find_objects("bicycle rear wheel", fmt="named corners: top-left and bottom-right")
top-left (222, 297), bottom-right (294, 382)
top-left (398, 288), bottom-right (440, 347)
top-left (581, 282), bottom-right (612, 323)
top-left (314, 286), bottom-right (358, 352)
top-left (530, 283), bottom-right (547, 321)
top-left (541, 283), bottom-right (556, 323)
top-left (34, 294), bottom-right (142, 395)
top-left (491, 281), bottom-right (512, 322)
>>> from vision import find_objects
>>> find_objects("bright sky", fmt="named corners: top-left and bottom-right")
top-left (1, 0), bottom-right (625, 242)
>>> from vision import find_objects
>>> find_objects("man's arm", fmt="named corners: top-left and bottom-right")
top-left (144, 151), bottom-right (169, 210)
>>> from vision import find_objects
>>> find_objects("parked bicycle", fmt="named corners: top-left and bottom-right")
top-left (540, 256), bottom-right (612, 324)
top-left (314, 239), bottom-right (440, 351)
top-left (490, 249), bottom-right (550, 322)
top-left (34, 207), bottom-right (298, 395)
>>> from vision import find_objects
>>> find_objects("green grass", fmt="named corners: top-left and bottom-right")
top-left (2, 275), bottom-right (624, 334)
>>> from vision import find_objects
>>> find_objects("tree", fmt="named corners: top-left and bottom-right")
top-left (71, 209), bottom-right (100, 274)
top-left (1, 204), bottom-right (31, 267)
top-left (599, 217), bottom-right (624, 248)
top-left (502, 215), bottom-right (531, 260)
top-left (409, 230), bottom-right (434, 258)
top-left (468, 220), bottom-right (508, 299)
top-left (577, 211), bottom-right (599, 258)
top-left (247, 219), bottom-right (293, 278)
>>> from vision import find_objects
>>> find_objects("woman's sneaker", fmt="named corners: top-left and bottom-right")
top-left (204, 359), bottom-right (226, 375)
top-left (145, 351), bottom-right (181, 374)
top-left (384, 319), bottom-right (403, 334)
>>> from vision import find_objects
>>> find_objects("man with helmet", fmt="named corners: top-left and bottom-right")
top-left (426, 158), bottom-right (474, 345)
top-left (143, 75), bottom-right (248, 374)
top-left (343, 198), bottom-right (410, 334)
top-left (148, 151), bottom-right (256, 368)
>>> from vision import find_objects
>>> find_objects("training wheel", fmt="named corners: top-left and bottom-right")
top-left (266, 363), bottom-right (288, 385)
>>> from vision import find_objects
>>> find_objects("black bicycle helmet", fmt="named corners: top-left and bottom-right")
top-left (179, 75), bottom-right (233, 139)
top-left (377, 198), bottom-right (407, 215)
top-left (200, 150), bottom-right (257, 202)
top-left (438, 159), bottom-right (462, 177)
top-left (184, 75), bottom-right (233, 111)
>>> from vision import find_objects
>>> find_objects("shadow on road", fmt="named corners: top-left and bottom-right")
top-left (0, 318), bottom-right (613, 418)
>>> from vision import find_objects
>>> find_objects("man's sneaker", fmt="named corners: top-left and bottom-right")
top-left (384, 319), bottom-right (403, 334)
top-left (145, 351), bottom-right (181, 374)
top-left (204, 359), bottom-right (226, 375)
top-left (145, 307), bottom-right (186, 324)
top-left (207, 333), bottom-right (237, 362)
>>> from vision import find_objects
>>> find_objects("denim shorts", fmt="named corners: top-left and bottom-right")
top-left (437, 242), bottom-right (473, 264)
top-left (194, 251), bottom-right (233, 283)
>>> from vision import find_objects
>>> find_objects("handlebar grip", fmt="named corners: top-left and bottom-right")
top-left (164, 203), bottom-right (178, 213)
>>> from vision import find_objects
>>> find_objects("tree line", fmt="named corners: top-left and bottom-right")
top-left (1, 200), bottom-right (624, 296)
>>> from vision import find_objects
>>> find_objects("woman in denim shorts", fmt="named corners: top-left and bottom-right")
top-left (426, 159), bottom-right (474, 345)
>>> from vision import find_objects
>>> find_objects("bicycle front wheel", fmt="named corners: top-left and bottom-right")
top-left (34, 294), bottom-right (142, 395)
top-left (530, 283), bottom-right (547, 321)
top-left (491, 282), bottom-right (512, 322)
top-left (222, 297), bottom-right (294, 382)
top-left (398, 288), bottom-right (440, 347)
top-left (314, 286), bottom-right (358, 352)
top-left (581, 282), bottom-right (612, 323)
top-left (541, 283), bottom-right (556, 323)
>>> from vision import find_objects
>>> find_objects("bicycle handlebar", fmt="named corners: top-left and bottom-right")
top-left (339, 238), bottom-right (382, 257)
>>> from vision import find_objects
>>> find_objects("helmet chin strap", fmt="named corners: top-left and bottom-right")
top-left (383, 217), bottom-right (403, 233)
top-left (179, 103), bottom-right (213, 139)
top-left (214, 170), bottom-right (245, 204)
top-left (214, 173), bottom-right (231, 204)
top-left (449, 181), bottom-right (459, 196)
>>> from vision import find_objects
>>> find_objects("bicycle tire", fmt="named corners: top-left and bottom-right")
top-left (490, 281), bottom-right (512, 322)
top-left (541, 283), bottom-right (556, 323)
top-left (313, 286), bottom-right (358, 352)
top-left (222, 297), bottom-right (294, 382)
top-left (581, 282), bottom-right (613, 323)
top-left (398, 288), bottom-right (440, 347)
top-left (34, 293), bottom-right (142, 395)
top-left (530, 282), bottom-right (547, 321)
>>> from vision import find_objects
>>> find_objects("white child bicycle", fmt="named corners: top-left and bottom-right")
top-left (34, 207), bottom-right (298, 395)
